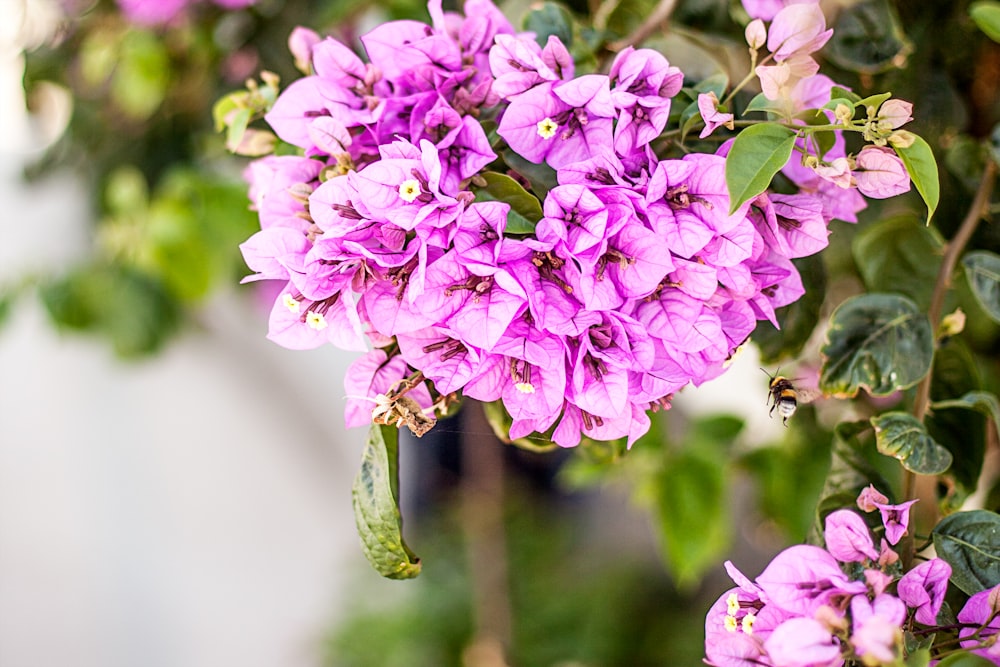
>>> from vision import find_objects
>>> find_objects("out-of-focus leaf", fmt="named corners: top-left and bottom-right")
top-left (933, 390), bottom-right (1000, 428)
top-left (524, 2), bottom-right (574, 47)
top-left (945, 135), bottom-right (988, 193)
top-left (352, 423), bottom-right (421, 579)
top-left (852, 214), bottom-right (943, 310)
top-left (971, 1), bottom-right (1000, 42)
top-left (871, 411), bottom-right (952, 475)
top-left (474, 172), bottom-right (543, 234)
top-left (819, 293), bottom-right (934, 397)
top-left (111, 30), bottom-right (170, 119)
top-left (927, 343), bottom-right (988, 505)
top-left (893, 134), bottom-right (940, 223)
top-left (653, 415), bottom-right (739, 588)
top-left (932, 509), bottom-right (1000, 594)
top-left (39, 264), bottom-right (180, 358)
top-left (754, 254), bottom-right (827, 364)
top-left (826, 0), bottom-right (912, 75)
top-left (809, 420), bottom-right (890, 543)
top-left (725, 123), bottom-right (797, 213)
top-left (104, 166), bottom-right (149, 216)
top-left (904, 649), bottom-right (930, 667)
top-left (935, 654), bottom-right (997, 667)
top-left (962, 250), bottom-right (1000, 323)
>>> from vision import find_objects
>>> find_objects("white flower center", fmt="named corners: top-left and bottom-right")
top-left (305, 311), bottom-right (328, 331)
top-left (283, 294), bottom-right (301, 314)
top-left (536, 117), bottom-right (558, 140)
top-left (398, 179), bottom-right (421, 203)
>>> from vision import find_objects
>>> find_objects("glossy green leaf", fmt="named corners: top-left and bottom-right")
top-left (819, 293), bottom-right (934, 398)
top-left (826, 0), bottom-right (912, 75)
top-left (524, 2), bottom-right (574, 47)
top-left (893, 134), bottom-right (940, 223)
top-left (754, 254), bottom-right (827, 364)
top-left (935, 653), bottom-right (998, 667)
top-left (352, 423), bottom-right (422, 579)
top-left (933, 390), bottom-right (1000, 427)
top-left (971, 1), bottom-right (1000, 42)
top-left (725, 123), bottom-right (798, 214)
top-left (852, 214), bottom-right (943, 310)
top-left (933, 509), bottom-right (1000, 594)
top-left (474, 172), bottom-right (543, 234)
top-left (962, 250), bottom-right (1000, 323)
top-left (871, 411), bottom-right (952, 475)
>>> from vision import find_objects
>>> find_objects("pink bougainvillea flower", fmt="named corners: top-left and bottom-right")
top-left (824, 509), bottom-right (879, 563)
top-left (854, 146), bottom-right (911, 199)
top-left (957, 584), bottom-right (1000, 660)
top-left (756, 545), bottom-right (867, 617)
top-left (763, 617), bottom-right (843, 667)
top-left (766, 3), bottom-right (833, 62)
top-left (698, 92), bottom-right (735, 139)
top-left (871, 497), bottom-right (917, 545)
top-left (897, 558), bottom-right (952, 625)
top-left (849, 594), bottom-right (906, 664)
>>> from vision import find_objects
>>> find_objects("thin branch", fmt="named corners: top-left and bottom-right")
top-left (607, 0), bottom-right (678, 52)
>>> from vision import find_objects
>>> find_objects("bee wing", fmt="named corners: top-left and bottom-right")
top-left (796, 388), bottom-right (824, 405)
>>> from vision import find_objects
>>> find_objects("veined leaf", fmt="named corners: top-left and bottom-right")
top-left (933, 390), bottom-right (1000, 430)
top-left (871, 411), bottom-right (952, 475)
top-left (932, 509), bottom-right (1000, 594)
top-left (352, 423), bottom-right (421, 579)
top-left (725, 123), bottom-right (797, 214)
top-left (852, 214), bottom-right (943, 311)
top-left (893, 134), bottom-right (940, 223)
top-left (819, 293), bottom-right (934, 397)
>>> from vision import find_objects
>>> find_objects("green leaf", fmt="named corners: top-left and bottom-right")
top-left (871, 411), bottom-right (953, 475)
top-left (857, 92), bottom-right (894, 111)
top-left (962, 250), bottom-right (1000, 323)
top-left (695, 73), bottom-right (730, 100)
top-left (743, 92), bottom-right (786, 115)
top-left (904, 648), bottom-right (931, 667)
top-left (852, 214), bottom-right (944, 310)
top-left (971, 1), bottom-right (1000, 42)
top-left (893, 134), bottom-right (940, 223)
top-left (819, 293), bottom-right (934, 398)
top-left (225, 108), bottom-right (252, 153)
top-left (933, 390), bottom-right (1000, 426)
top-left (725, 123), bottom-right (798, 214)
top-left (831, 86), bottom-right (862, 104)
top-left (474, 172), bottom-right (544, 234)
top-left (932, 509), bottom-right (1000, 594)
top-left (351, 423), bottom-right (422, 579)
top-left (501, 150), bottom-right (559, 201)
top-left (935, 653), bottom-right (998, 667)
top-left (524, 2), bottom-right (574, 47)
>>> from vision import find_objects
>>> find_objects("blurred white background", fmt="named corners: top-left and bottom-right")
top-left (1, 4), bottom-right (381, 665)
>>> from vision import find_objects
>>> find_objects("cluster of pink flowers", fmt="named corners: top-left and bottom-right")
top-left (238, 0), bottom-right (911, 446)
top-left (705, 485), bottom-right (1000, 666)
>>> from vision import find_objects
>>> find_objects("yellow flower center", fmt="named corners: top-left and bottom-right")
top-left (398, 179), bottom-right (421, 203)
top-left (724, 615), bottom-right (738, 633)
top-left (514, 382), bottom-right (536, 394)
top-left (536, 117), bottom-right (558, 140)
top-left (305, 311), bottom-right (328, 331)
top-left (283, 293), bottom-right (301, 314)
top-left (741, 613), bottom-right (756, 635)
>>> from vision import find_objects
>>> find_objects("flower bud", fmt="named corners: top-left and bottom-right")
top-left (879, 98), bottom-right (914, 129)
top-left (938, 308), bottom-right (966, 339)
top-left (745, 19), bottom-right (766, 50)
top-left (888, 130), bottom-right (916, 148)
top-left (835, 103), bottom-right (853, 125)
top-left (289, 27), bottom-right (321, 75)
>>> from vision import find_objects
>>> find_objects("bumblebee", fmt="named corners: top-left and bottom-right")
top-left (761, 369), bottom-right (819, 426)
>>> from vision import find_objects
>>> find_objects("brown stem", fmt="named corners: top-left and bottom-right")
top-left (460, 402), bottom-right (512, 667)
top-left (901, 159), bottom-right (997, 560)
top-left (607, 0), bottom-right (678, 52)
